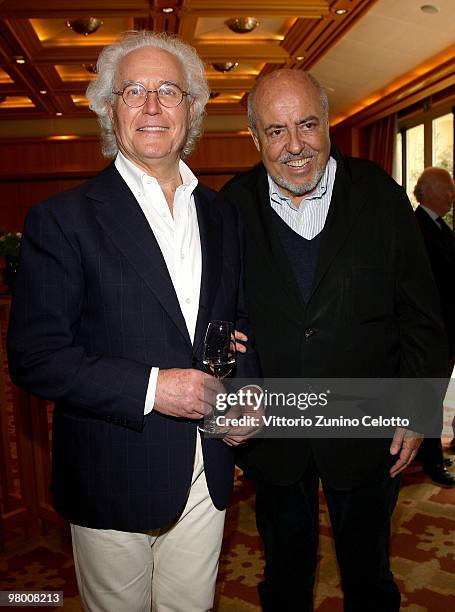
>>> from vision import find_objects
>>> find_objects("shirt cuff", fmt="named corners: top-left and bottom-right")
top-left (144, 367), bottom-right (159, 415)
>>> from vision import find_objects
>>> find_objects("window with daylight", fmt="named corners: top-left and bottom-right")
top-left (394, 131), bottom-right (402, 187)
top-left (395, 106), bottom-right (454, 228)
top-left (405, 124), bottom-right (424, 208)
top-left (433, 112), bottom-right (454, 172)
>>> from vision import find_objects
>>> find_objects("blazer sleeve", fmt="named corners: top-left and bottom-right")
top-left (7, 201), bottom-right (151, 432)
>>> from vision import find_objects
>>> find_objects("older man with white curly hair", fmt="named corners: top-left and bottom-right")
top-left (8, 31), bottom-right (258, 612)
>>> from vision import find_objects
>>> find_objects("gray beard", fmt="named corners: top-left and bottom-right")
top-left (272, 163), bottom-right (325, 197)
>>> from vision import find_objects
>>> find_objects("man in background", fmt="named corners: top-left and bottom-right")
top-left (221, 69), bottom-right (447, 612)
top-left (8, 31), bottom-right (257, 612)
top-left (414, 167), bottom-right (455, 486)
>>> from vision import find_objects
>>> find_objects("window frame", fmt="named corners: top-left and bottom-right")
top-left (397, 102), bottom-right (455, 191)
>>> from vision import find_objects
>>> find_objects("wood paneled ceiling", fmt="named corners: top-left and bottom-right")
top-left (0, 0), bottom-right (375, 124)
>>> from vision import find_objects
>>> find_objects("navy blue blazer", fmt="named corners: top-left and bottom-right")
top-left (7, 162), bottom-right (259, 531)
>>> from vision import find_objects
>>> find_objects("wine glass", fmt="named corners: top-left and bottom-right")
top-left (198, 320), bottom-right (236, 434)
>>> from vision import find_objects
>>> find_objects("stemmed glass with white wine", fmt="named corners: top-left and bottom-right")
top-left (198, 320), bottom-right (236, 434)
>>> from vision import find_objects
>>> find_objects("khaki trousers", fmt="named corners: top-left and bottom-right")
top-left (71, 436), bottom-right (226, 612)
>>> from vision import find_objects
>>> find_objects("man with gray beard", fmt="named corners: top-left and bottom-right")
top-left (220, 69), bottom-right (447, 611)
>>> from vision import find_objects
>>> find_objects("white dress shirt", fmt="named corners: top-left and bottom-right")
top-left (114, 151), bottom-right (202, 414)
top-left (268, 156), bottom-right (337, 239)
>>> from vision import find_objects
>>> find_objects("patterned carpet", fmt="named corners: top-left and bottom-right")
top-left (1, 299), bottom-right (455, 609)
top-left (1, 458), bottom-right (454, 611)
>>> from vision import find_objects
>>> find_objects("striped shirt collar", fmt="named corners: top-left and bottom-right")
top-left (268, 156), bottom-right (335, 209)
top-left (267, 156), bottom-right (337, 240)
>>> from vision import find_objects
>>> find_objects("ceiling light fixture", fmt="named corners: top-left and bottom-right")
top-left (39, 90), bottom-right (47, 94)
top-left (162, 7), bottom-right (174, 13)
top-left (56, 112), bottom-right (63, 116)
top-left (49, 135), bottom-right (79, 141)
top-left (334, 8), bottom-right (348, 15)
top-left (67, 17), bottom-right (103, 36)
top-left (212, 62), bottom-right (239, 73)
top-left (14, 56), bottom-right (26, 64)
top-left (296, 56), bottom-right (305, 61)
top-left (83, 64), bottom-right (97, 74)
top-left (226, 17), bottom-right (259, 34)
top-left (420, 4), bottom-right (439, 14)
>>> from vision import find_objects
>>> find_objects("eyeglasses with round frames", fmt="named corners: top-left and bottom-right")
top-left (112, 81), bottom-right (190, 108)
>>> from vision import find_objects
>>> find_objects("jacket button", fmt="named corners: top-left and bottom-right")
top-left (304, 328), bottom-right (317, 339)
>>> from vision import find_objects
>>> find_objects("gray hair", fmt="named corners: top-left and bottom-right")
top-left (414, 174), bottom-right (428, 204)
top-left (247, 70), bottom-right (329, 134)
top-left (86, 30), bottom-right (210, 159)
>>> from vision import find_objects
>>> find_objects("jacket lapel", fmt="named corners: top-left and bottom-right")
top-left (250, 151), bottom-right (368, 309)
top-left (309, 149), bottom-right (367, 301)
top-left (88, 163), bottom-right (191, 347)
top-left (193, 186), bottom-right (223, 352)
top-left (249, 165), bottom-right (306, 318)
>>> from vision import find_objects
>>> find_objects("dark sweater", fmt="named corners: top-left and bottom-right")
top-left (271, 209), bottom-right (324, 303)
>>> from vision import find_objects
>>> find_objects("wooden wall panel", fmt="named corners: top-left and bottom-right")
top-left (188, 133), bottom-right (260, 173)
top-left (0, 179), bottom-right (89, 231)
top-left (0, 183), bottom-right (20, 210)
top-left (0, 133), bottom-right (260, 230)
top-left (0, 133), bottom-right (259, 179)
top-left (0, 138), bottom-right (107, 179)
top-left (0, 207), bottom-right (26, 232)
top-left (197, 174), bottom-right (235, 191)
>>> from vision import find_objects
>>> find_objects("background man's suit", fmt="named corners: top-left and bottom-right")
top-left (415, 205), bottom-right (455, 362)
top-left (221, 146), bottom-right (447, 610)
top-left (415, 204), bottom-right (455, 476)
top-left (8, 162), bottom-right (257, 532)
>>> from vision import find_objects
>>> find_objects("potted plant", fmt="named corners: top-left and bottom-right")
top-left (0, 229), bottom-right (22, 293)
